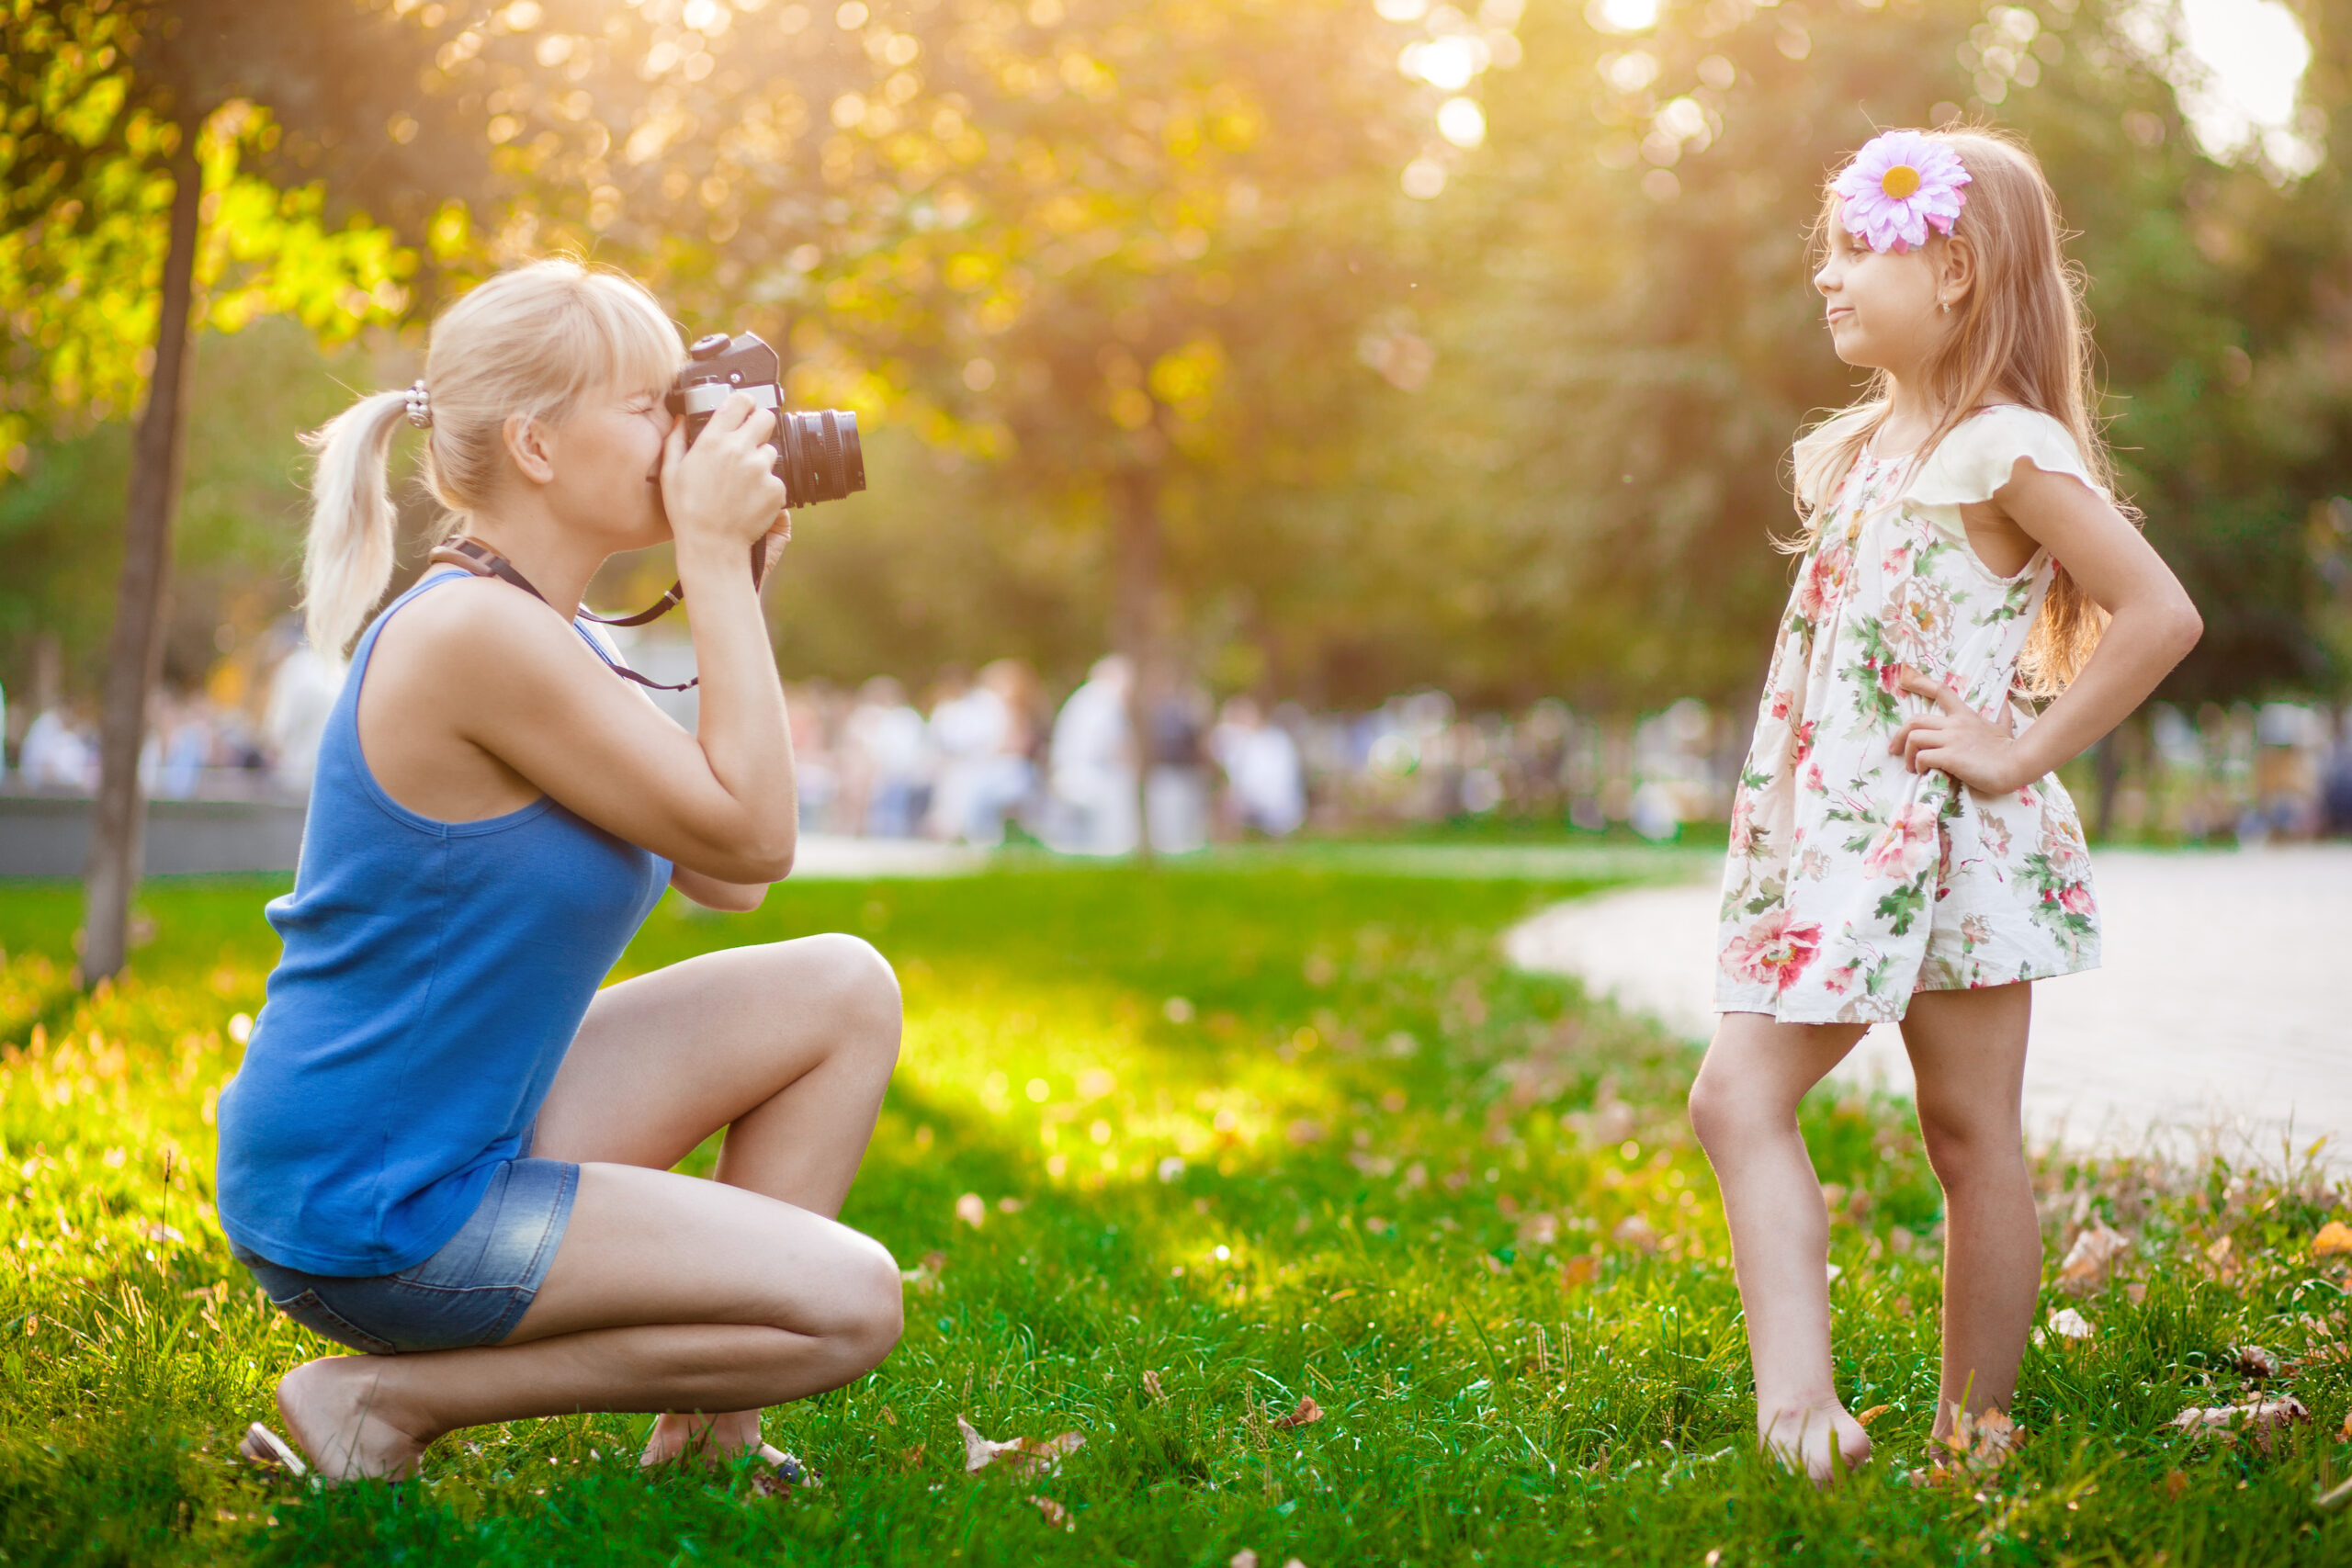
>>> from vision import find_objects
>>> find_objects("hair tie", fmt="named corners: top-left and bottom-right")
top-left (404, 379), bottom-right (434, 430)
top-left (1832, 131), bottom-right (1971, 254)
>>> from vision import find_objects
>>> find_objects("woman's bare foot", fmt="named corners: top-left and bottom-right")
top-left (1758, 1403), bottom-right (1872, 1485)
top-left (639, 1409), bottom-right (763, 1469)
top-left (274, 1357), bottom-right (434, 1483)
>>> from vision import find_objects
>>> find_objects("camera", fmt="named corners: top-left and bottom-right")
top-left (669, 332), bottom-right (866, 508)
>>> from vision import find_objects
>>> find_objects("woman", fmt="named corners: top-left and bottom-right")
top-left (216, 259), bottom-right (904, 1483)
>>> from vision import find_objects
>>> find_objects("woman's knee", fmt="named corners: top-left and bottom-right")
top-left (810, 1231), bottom-right (903, 1377)
top-left (802, 933), bottom-right (901, 1035)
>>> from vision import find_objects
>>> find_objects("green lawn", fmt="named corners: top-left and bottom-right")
top-left (1, 861), bottom-right (2346, 1565)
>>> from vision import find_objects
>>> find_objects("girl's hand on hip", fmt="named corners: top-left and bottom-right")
top-left (661, 393), bottom-right (787, 555)
top-left (1889, 670), bottom-right (2028, 794)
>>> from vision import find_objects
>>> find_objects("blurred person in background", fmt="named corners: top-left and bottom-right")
top-left (2323, 708), bottom-right (2352, 838)
top-left (1211, 696), bottom-right (1305, 838)
top-left (1046, 654), bottom-right (1137, 855)
top-left (263, 617), bottom-right (347, 794)
top-left (842, 676), bottom-right (931, 839)
top-left (154, 693), bottom-right (217, 799)
top-left (927, 659), bottom-right (1036, 846)
top-left (1145, 682), bottom-right (1211, 854)
top-left (19, 706), bottom-right (96, 792)
top-left (786, 682), bottom-right (843, 834)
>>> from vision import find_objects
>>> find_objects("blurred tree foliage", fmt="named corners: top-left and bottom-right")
top-left (1317, 0), bottom-right (2352, 708)
top-left (3, 0), bottom-right (2349, 723)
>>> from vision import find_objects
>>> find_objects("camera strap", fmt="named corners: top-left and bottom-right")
top-left (427, 537), bottom-right (716, 692)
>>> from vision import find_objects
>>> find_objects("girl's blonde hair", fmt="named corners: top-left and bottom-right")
top-left (300, 259), bottom-right (682, 655)
top-left (1793, 127), bottom-right (2117, 694)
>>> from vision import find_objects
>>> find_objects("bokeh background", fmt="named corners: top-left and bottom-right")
top-left (4, 0), bottom-right (2349, 863)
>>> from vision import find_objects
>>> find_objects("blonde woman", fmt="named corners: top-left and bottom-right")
top-left (216, 259), bottom-right (903, 1483)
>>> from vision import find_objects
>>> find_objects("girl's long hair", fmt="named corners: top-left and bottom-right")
top-left (1791, 127), bottom-right (2118, 695)
top-left (300, 259), bottom-right (683, 657)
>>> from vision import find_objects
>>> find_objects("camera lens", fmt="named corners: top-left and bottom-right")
top-left (775, 409), bottom-right (865, 508)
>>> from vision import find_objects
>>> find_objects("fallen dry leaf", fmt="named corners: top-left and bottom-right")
top-left (1272, 1395), bottom-right (1323, 1429)
top-left (1939, 1407), bottom-right (2021, 1473)
top-left (1611, 1215), bottom-right (1659, 1253)
top-left (1026, 1494), bottom-right (1070, 1528)
top-left (2204, 1234), bottom-right (2237, 1276)
top-left (2056, 1223), bottom-right (2130, 1293)
top-left (2313, 1221), bottom-right (2352, 1258)
top-left (956, 1416), bottom-right (1084, 1477)
top-left (2342, 1410), bottom-right (2352, 1443)
top-left (1853, 1404), bottom-right (1891, 1427)
top-left (1230, 1552), bottom-right (1260, 1568)
top-left (1560, 1255), bottom-right (1600, 1290)
top-left (2168, 1394), bottom-right (2309, 1453)
top-left (2232, 1345), bottom-right (2279, 1381)
top-left (955, 1193), bottom-right (986, 1229)
top-left (1142, 1369), bottom-right (1165, 1403)
top-left (899, 1444), bottom-right (926, 1471)
top-left (2042, 1307), bottom-right (2096, 1342)
top-left (2162, 1470), bottom-right (2188, 1501)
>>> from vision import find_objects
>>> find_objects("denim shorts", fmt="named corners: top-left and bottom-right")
top-left (231, 1157), bottom-right (579, 1355)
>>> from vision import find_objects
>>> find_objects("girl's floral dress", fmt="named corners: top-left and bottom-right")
top-left (1715, 404), bottom-right (2102, 1025)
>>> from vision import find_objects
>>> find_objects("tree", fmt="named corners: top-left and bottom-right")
top-left (0, 0), bottom-right (486, 981)
top-left (434, 0), bottom-right (1469, 840)
top-left (1329, 0), bottom-right (2352, 712)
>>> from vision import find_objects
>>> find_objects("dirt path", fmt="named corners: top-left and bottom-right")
top-left (1506, 845), bottom-right (2352, 1168)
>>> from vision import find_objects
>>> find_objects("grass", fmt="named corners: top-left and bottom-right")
top-left (1, 859), bottom-right (2348, 1565)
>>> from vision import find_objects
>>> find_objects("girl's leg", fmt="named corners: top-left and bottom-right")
top-left (1687, 1011), bottom-right (1870, 1482)
top-left (1896, 982), bottom-right (2038, 1443)
top-left (271, 933), bottom-right (906, 1479)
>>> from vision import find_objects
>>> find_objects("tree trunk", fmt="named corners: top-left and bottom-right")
top-left (83, 127), bottom-right (202, 985)
top-left (1113, 465), bottom-right (1159, 863)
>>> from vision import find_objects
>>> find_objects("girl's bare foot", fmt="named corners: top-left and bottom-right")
top-left (1758, 1403), bottom-right (1872, 1485)
top-left (639, 1409), bottom-right (763, 1469)
top-left (274, 1357), bottom-right (433, 1483)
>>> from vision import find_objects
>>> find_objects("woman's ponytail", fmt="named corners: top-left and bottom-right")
top-left (300, 389), bottom-right (412, 658)
top-left (293, 260), bottom-right (682, 658)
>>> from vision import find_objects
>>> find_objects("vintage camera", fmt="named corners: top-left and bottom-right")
top-left (669, 332), bottom-right (866, 508)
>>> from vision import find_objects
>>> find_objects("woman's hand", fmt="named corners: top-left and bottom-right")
top-left (1888, 670), bottom-right (2029, 794)
top-left (660, 393), bottom-right (786, 557)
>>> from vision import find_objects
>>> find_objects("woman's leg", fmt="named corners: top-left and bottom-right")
top-left (271, 1163), bottom-right (904, 1481)
top-left (1687, 1010), bottom-right (1870, 1482)
top-left (1897, 982), bottom-right (2038, 1444)
top-left (271, 933), bottom-right (905, 1479)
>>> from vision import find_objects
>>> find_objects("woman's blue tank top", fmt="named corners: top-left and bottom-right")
top-left (217, 570), bottom-right (671, 1276)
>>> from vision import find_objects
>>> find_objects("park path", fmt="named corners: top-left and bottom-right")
top-left (1506, 845), bottom-right (2352, 1168)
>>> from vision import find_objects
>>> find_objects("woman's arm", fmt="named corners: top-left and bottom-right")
top-left (408, 394), bottom-right (802, 883)
top-left (1892, 457), bottom-right (2202, 791)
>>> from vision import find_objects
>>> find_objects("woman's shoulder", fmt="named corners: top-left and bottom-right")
top-left (1908, 404), bottom-right (2104, 507)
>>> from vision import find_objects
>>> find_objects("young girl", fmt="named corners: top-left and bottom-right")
top-left (1690, 129), bottom-right (2202, 1482)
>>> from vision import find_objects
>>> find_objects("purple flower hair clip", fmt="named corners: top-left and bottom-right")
top-left (1832, 131), bottom-right (1971, 254)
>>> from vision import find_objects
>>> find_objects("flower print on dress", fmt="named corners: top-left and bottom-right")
top-left (1723, 908), bottom-right (1826, 994)
top-left (1714, 405), bottom-right (2102, 1024)
top-left (1832, 130), bottom-right (1972, 254)
top-left (1861, 803), bottom-right (1940, 882)
top-left (1884, 573), bottom-right (1960, 661)
top-left (1793, 538), bottom-right (1854, 626)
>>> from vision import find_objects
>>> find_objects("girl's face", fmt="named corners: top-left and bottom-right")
top-left (1814, 210), bottom-right (1951, 376)
top-left (533, 377), bottom-right (677, 550)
